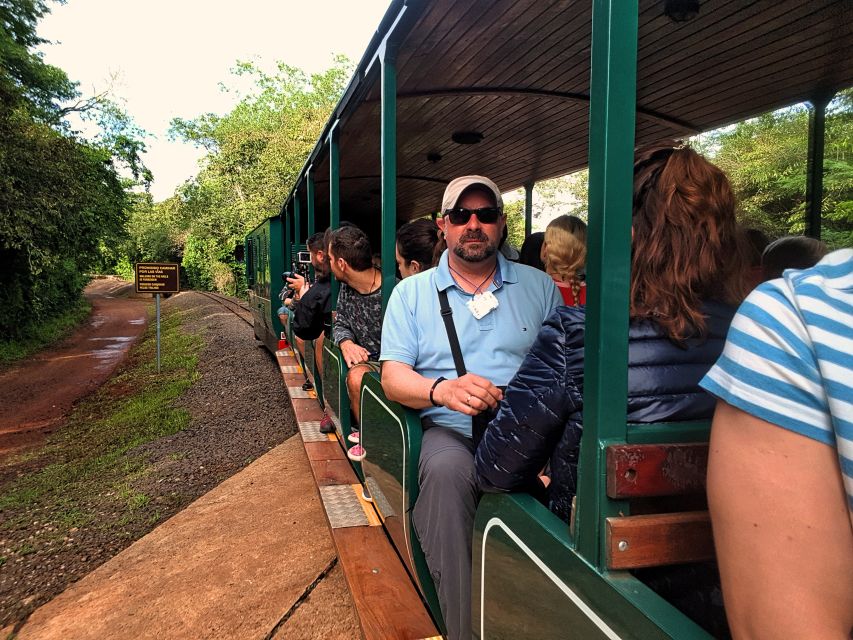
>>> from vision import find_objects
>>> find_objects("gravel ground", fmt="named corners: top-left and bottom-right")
top-left (0, 292), bottom-right (298, 629)
top-left (134, 292), bottom-right (298, 500)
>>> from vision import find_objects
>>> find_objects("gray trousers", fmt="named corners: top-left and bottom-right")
top-left (413, 427), bottom-right (480, 640)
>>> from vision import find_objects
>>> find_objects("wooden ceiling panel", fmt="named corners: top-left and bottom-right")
top-left (318, 0), bottom-right (852, 223)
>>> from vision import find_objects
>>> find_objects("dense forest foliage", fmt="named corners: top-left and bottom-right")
top-left (699, 90), bottom-right (853, 249)
top-left (116, 58), bottom-right (352, 293)
top-left (509, 91), bottom-right (852, 250)
top-left (2, 0), bottom-right (850, 346)
top-left (0, 0), bottom-right (148, 341)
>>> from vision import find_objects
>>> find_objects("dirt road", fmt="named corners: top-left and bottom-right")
top-left (0, 277), bottom-right (149, 458)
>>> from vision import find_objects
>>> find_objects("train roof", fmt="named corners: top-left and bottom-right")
top-left (285, 0), bottom-right (852, 221)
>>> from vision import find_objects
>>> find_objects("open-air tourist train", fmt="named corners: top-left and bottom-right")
top-left (245, 1), bottom-right (851, 637)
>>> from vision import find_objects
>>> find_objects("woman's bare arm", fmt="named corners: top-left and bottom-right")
top-left (707, 400), bottom-right (853, 639)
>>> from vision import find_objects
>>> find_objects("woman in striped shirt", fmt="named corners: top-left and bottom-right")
top-left (701, 249), bottom-right (853, 639)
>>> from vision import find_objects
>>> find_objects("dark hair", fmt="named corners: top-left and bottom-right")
top-left (519, 232), bottom-right (545, 271)
top-left (397, 218), bottom-right (440, 268)
top-left (328, 224), bottom-right (373, 271)
top-left (630, 144), bottom-right (748, 341)
top-left (324, 222), bottom-right (354, 255)
top-left (306, 231), bottom-right (325, 252)
top-left (744, 228), bottom-right (770, 268)
top-left (761, 236), bottom-right (828, 280)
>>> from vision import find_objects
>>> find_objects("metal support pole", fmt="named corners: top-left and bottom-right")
top-left (329, 121), bottom-right (341, 309)
top-left (805, 94), bottom-right (830, 239)
top-left (524, 182), bottom-right (534, 237)
top-left (293, 193), bottom-right (302, 252)
top-left (380, 43), bottom-right (398, 312)
top-left (574, 0), bottom-right (638, 568)
top-left (307, 166), bottom-right (316, 237)
top-left (155, 293), bottom-right (161, 373)
top-left (284, 202), bottom-right (293, 271)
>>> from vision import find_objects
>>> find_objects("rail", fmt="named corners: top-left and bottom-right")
top-left (197, 291), bottom-right (254, 327)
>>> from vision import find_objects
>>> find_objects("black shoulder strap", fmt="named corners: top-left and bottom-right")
top-left (437, 288), bottom-right (467, 376)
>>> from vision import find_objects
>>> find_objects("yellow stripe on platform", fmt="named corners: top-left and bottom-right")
top-left (352, 484), bottom-right (382, 527)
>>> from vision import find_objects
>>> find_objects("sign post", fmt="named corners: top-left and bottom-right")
top-left (134, 263), bottom-right (180, 373)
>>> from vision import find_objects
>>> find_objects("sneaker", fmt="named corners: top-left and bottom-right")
top-left (361, 485), bottom-right (373, 503)
top-left (347, 430), bottom-right (360, 444)
top-left (347, 444), bottom-right (366, 462)
top-left (319, 414), bottom-right (335, 434)
top-left (301, 380), bottom-right (314, 391)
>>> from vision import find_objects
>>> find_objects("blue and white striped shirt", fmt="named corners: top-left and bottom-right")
top-left (700, 249), bottom-right (853, 513)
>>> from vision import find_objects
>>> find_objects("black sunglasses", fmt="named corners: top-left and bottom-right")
top-left (442, 206), bottom-right (502, 225)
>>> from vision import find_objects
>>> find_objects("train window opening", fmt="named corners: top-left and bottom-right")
top-left (689, 87), bottom-right (852, 251)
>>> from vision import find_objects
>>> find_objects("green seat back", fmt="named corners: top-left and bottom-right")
top-left (322, 342), bottom-right (353, 441)
top-left (359, 373), bottom-right (445, 634)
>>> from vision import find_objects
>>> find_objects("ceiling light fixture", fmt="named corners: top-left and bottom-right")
top-left (451, 131), bottom-right (483, 145)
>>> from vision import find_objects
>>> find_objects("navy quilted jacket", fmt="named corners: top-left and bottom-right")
top-left (474, 301), bottom-right (735, 522)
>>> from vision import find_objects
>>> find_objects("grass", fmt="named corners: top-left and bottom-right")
top-left (0, 296), bottom-right (92, 366)
top-left (0, 308), bottom-right (203, 542)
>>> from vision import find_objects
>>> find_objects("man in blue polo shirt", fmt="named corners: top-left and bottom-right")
top-left (381, 175), bottom-right (560, 640)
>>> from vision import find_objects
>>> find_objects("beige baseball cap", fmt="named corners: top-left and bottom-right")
top-left (440, 175), bottom-right (503, 214)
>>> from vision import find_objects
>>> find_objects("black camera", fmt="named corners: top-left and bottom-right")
top-left (282, 259), bottom-right (310, 284)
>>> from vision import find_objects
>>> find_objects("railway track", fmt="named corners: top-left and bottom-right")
top-left (197, 291), bottom-right (254, 327)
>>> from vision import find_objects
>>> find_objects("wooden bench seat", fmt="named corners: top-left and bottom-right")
top-left (604, 442), bottom-right (713, 571)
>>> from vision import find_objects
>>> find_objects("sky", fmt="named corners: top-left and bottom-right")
top-left (37, 0), bottom-right (392, 201)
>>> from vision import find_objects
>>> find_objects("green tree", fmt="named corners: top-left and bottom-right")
top-left (165, 56), bottom-right (352, 291)
top-left (0, 0), bottom-right (148, 340)
top-left (503, 171), bottom-right (589, 249)
top-left (702, 90), bottom-right (853, 249)
top-left (0, 0), bottom-right (76, 121)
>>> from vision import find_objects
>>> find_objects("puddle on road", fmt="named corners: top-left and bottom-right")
top-left (128, 319), bottom-right (145, 325)
top-left (90, 316), bottom-right (106, 328)
top-left (88, 336), bottom-right (137, 372)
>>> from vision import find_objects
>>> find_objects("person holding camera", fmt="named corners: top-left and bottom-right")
top-left (287, 231), bottom-right (331, 345)
top-left (380, 176), bottom-right (560, 640)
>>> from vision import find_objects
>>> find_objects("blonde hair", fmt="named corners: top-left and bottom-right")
top-left (543, 215), bottom-right (587, 283)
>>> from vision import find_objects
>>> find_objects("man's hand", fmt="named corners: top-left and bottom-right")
top-left (340, 340), bottom-right (370, 367)
top-left (287, 274), bottom-right (308, 297)
top-left (433, 373), bottom-right (503, 416)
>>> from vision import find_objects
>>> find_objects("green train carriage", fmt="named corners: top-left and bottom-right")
top-left (249, 0), bottom-right (852, 637)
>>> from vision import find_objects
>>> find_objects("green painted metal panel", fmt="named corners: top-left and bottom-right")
top-left (625, 422), bottom-right (711, 445)
top-left (380, 45), bottom-right (397, 313)
top-left (304, 338), bottom-right (323, 410)
top-left (294, 195), bottom-right (302, 245)
top-left (245, 217), bottom-right (285, 351)
top-left (328, 121), bottom-right (341, 310)
top-left (359, 373), bottom-right (445, 635)
top-left (575, 0), bottom-right (639, 568)
top-left (286, 308), bottom-right (295, 351)
top-left (284, 206), bottom-right (292, 277)
top-left (322, 342), bottom-right (349, 438)
top-left (473, 494), bottom-right (712, 640)
top-left (306, 167), bottom-right (316, 237)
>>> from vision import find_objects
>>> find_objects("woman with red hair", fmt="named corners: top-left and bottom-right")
top-left (476, 143), bottom-right (748, 521)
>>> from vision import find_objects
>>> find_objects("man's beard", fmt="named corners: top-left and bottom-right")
top-left (452, 230), bottom-right (497, 263)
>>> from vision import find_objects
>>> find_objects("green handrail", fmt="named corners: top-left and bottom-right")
top-left (328, 121), bottom-right (341, 309)
top-left (380, 42), bottom-right (397, 313)
top-left (574, 0), bottom-right (638, 570)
